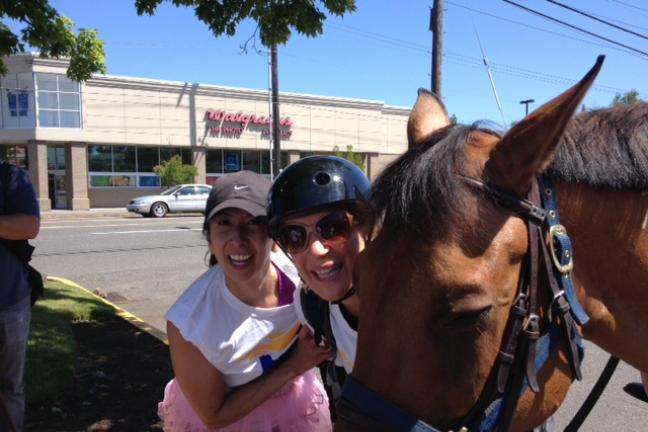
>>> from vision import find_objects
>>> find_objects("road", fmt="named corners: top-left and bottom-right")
top-left (32, 213), bottom-right (647, 430)
top-left (33, 213), bottom-right (208, 332)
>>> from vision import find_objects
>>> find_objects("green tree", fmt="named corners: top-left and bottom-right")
top-left (134, 0), bottom-right (356, 46)
top-left (333, 145), bottom-right (365, 172)
top-left (153, 155), bottom-right (198, 186)
top-left (1, 1), bottom-right (106, 80)
top-left (612, 89), bottom-right (641, 106)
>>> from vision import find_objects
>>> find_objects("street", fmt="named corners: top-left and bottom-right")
top-left (32, 213), bottom-right (647, 430)
top-left (33, 213), bottom-right (208, 332)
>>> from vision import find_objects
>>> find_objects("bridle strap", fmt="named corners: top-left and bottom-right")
top-left (339, 375), bottom-right (440, 432)
top-left (524, 180), bottom-right (543, 394)
top-left (459, 175), bottom-right (546, 224)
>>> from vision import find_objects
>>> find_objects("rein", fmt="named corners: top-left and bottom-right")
top-left (338, 175), bottom-right (617, 432)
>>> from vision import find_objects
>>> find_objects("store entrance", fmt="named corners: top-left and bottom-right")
top-left (48, 172), bottom-right (67, 209)
top-left (47, 146), bottom-right (67, 209)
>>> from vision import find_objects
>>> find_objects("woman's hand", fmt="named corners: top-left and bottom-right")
top-left (284, 326), bottom-right (332, 377)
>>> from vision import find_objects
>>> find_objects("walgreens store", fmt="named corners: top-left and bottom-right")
top-left (0, 54), bottom-right (409, 210)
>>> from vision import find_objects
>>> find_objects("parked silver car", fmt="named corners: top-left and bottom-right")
top-left (126, 184), bottom-right (212, 217)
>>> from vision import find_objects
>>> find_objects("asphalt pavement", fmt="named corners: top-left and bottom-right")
top-left (36, 208), bottom-right (206, 333)
top-left (35, 208), bottom-right (647, 430)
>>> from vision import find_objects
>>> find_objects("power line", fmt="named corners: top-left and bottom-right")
top-left (443, 51), bottom-right (645, 94)
top-left (502, 0), bottom-right (648, 57)
top-left (443, 56), bottom-right (630, 95)
top-left (327, 22), bottom-right (430, 53)
top-left (587, 10), bottom-right (648, 33)
top-left (326, 17), bottom-right (646, 94)
top-left (546, 0), bottom-right (647, 40)
top-left (608, 0), bottom-right (648, 14)
top-left (446, 0), bottom-right (646, 59)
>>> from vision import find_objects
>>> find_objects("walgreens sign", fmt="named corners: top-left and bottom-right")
top-left (206, 109), bottom-right (293, 137)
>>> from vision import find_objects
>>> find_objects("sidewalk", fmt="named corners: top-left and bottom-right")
top-left (41, 208), bottom-right (204, 220)
top-left (41, 207), bottom-right (134, 220)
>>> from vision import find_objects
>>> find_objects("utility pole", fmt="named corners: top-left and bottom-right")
top-left (520, 99), bottom-right (535, 116)
top-left (430, 0), bottom-right (443, 97)
top-left (270, 44), bottom-right (281, 177)
top-left (266, 48), bottom-right (274, 180)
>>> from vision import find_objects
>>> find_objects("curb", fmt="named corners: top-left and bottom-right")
top-left (46, 276), bottom-right (168, 345)
top-left (41, 209), bottom-right (134, 220)
top-left (40, 210), bottom-right (203, 220)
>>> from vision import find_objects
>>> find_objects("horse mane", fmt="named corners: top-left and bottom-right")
top-left (547, 101), bottom-right (648, 190)
top-left (371, 102), bottom-right (648, 234)
top-left (371, 125), bottom-right (477, 235)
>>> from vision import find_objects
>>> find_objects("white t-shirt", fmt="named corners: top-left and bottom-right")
top-left (166, 251), bottom-right (302, 388)
top-left (293, 284), bottom-right (357, 374)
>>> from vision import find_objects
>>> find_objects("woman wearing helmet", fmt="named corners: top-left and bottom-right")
top-left (267, 156), bottom-right (372, 420)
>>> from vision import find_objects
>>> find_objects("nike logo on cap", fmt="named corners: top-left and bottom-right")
top-left (233, 185), bottom-right (249, 191)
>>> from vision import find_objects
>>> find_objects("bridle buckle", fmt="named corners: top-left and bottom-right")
top-left (548, 224), bottom-right (574, 274)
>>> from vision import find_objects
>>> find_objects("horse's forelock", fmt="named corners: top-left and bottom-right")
top-left (372, 125), bottom-right (488, 237)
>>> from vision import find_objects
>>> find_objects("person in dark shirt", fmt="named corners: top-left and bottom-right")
top-left (0, 159), bottom-right (40, 431)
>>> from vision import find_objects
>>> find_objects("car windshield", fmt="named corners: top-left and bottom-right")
top-left (160, 185), bottom-right (182, 195)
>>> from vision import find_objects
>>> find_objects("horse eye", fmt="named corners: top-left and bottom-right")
top-left (447, 305), bottom-right (492, 331)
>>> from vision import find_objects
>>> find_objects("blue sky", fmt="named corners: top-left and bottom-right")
top-left (10, 0), bottom-right (648, 126)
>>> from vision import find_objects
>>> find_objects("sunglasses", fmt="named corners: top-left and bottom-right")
top-left (277, 210), bottom-right (354, 254)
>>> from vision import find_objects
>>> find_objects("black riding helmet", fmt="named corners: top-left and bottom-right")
top-left (267, 156), bottom-right (371, 238)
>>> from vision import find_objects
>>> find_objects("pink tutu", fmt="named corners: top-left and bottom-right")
top-left (158, 370), bottom-right (332, 432)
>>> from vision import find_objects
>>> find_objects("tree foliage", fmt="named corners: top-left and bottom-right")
top-left (333, 145), bottom-right (365, 172)
top-left (612, 89), bottom-right (641, 106)
top-left (0, 1), bottom-right (106, 81)
top-left (154, 155), bottom-right (198, 186)
top-left (134, 0), bottom-right (357, 47)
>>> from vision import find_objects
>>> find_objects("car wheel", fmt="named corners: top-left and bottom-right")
top-left (150, 202), bottom-right (168, 218)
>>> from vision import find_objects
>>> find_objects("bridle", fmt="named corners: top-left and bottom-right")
top-left (338, 174), bottom-right (618, 432)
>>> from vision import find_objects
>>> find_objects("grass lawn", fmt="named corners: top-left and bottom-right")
top-left (25, 278), bottom-right (172, 431)
top-left (26, 279), bottom-right (114, 404)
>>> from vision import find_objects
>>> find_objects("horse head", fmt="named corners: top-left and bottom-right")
top-left (338, 56), bottom-right (647, 432)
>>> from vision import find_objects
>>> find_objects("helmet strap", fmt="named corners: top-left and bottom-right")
top-left (332, 286), bottom-right (357, 304)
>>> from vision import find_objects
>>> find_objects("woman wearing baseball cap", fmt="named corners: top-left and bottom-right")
top-left (158, 171), bottom-right (332, 431)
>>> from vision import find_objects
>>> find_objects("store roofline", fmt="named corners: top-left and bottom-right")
top-left (6, 53), bottom-right (410, 114)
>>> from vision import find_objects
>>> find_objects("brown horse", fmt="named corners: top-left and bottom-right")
top-left (336, 57), bottom-right (648, 431)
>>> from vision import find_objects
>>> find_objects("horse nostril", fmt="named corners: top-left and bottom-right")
top-left (314, 172), bottom-right (331, 185)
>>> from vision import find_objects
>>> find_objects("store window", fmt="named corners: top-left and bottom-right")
top-left (47, 147), bottom-right (66, 170)
top-left (224, 151), bottom-right (241, 173)
top-left (242, 150), bottom-right (261, 172)
top-left (260, 151), bottom-right (271, 175)
top-left (138, 147), bottom-right (159, 172)
top-left (0, 145), bottom-right (28, 169)
top-left (35, 73), bottom-right (81, 128)
top-left (206, 149), bottom-right (223, 174)
top-left (160, 147), bottom-right (191, 165)
top-left (88, 145), bottom-right (112, 172)
top-left (206, 149), bottom-right (288, 184)
top-left (0, 73), bottom-right (36, 129)
top-left (88, 145), bottom-right (194, 188)
top-left (113, 146), bottom-right (136, 172)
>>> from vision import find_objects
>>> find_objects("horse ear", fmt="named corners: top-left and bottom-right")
top-left (484, 56), bottom-right (604, 194)
top-left (407, 88), bottom-right (450, 148)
